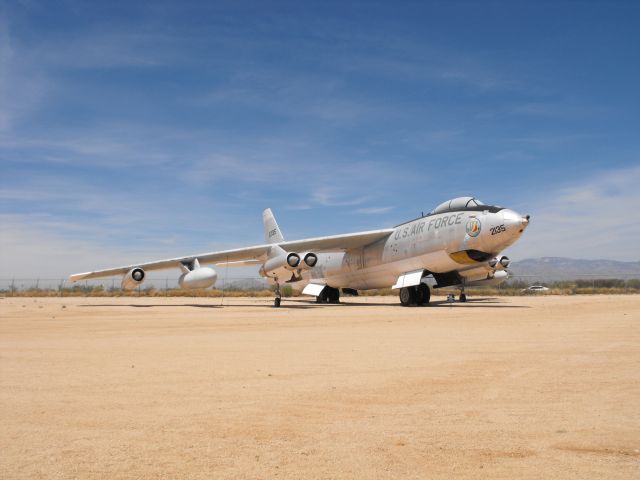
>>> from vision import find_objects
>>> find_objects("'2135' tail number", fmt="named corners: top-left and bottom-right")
top-left (490, 224), bottom-right (506, 235)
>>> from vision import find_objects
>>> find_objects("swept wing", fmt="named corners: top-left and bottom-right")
top-left (280, 229), bottom-right (393, 253)
top-left (69, 229), bottom-right (393, 282)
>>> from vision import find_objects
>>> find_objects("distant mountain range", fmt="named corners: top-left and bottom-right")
top-left (509, 257), bottom-right (640, 281)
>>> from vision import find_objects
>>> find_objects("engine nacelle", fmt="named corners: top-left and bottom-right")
top-left (121, 268), bottom-right (145, 290)
top-left (300, 252), bottom-right (318, 268)
top-left (259, 252), bottom-right (316, 280)
top-left (260, 255), bottom-right (289, 279)
top-left (488, 255), bottom-right (510, 270)
top-left (178, 267), bottom-right (217, 289)
top-left (286, 252), bottom-right (301, 269)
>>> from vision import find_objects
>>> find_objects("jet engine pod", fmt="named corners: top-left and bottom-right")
top-left (121, 267), bottom-right (145, 290)
top-left (499, 256), bottom-right (510, 268)
top-left (286, 253), bottom-right (301, 269)
top-left (301, 252), bottom-right (318, 268)
top-left (260, 255), bottom-right (287, 278)
top-left (260, 253), bottom-right (305, 280)
top-left (178, 267), bottom-right (217, 289)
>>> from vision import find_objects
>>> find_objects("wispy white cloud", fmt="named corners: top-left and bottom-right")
top-left (0, 214), bottom-right (261, 280)
top-left (0, 15), bottom-right (48, 134)
top-left (309, 186), bottom-right (369, 207)
top-left (0, 216), bottom-right (151, 278)
top-left (199, 70), bottom-right (380, 126)
top-left (506, 165), bottom-right (640, 261)
top-left (181, 152), bottom-right (283, 185)
top-left (1, 128), bottom-right (177, 168)
top-left (342, 46), bottom-right (525, 93)
top-left (354, 206), bottom-right (394, 215)
top-left (34, 31), bottom-right (175, 69)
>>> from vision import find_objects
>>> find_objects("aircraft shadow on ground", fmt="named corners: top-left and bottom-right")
top-left (80, 304), bottom-right (223, 309)
top-left (79, 303), bottom-right (318, 310)
top-left (427, 300), bottom-right (529, 308)
top-left (336, 299), bottom-right (529, 308)
top-left (79, 297), bottom-right (528, 309)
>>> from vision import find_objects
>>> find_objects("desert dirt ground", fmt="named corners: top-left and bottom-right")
top-left (1, 294), bottom-right (639, 479)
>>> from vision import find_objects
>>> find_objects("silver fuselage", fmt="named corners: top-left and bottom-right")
top-left (288, 208), bottom-right (528, 290)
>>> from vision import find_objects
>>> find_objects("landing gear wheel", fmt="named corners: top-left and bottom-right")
top-left (459, 293), bottom-right (467, 303)
top-left (317, 287), bottom-right (340, 304)
top-left (399, 287), bottom-right (417, 306)
top-left (316, 289), bottom-right (328, 304)
top-left (273, 297), bottom-right (281, 308)
top-left (416, 284), bottom-right (431, 306)
top-left (327, 287), bottom-right (340, 304)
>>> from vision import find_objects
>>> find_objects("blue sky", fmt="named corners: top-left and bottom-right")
top-left (1, 0), bottom-right (639, 276)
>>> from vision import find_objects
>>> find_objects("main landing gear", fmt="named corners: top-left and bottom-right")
top-left (316, 286), bottom-right (340, 304)
top-left (399, 284), bottom-right (431, 307)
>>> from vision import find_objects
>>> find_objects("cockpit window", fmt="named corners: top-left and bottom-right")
top-left (466, 198), bottom-right (485, 208)
top-left (428, 197), bottom-right (500, 215)
top-left (395, 196), bottom-right (502, 227)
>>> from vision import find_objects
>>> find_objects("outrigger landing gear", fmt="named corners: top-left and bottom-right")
top-left (273, 281), bottom-right (282, 308)
top-left (459, 288), bottom-right (467, 303)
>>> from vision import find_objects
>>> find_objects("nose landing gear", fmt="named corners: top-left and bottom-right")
top-left (459, 287), bottom-right (467, 303)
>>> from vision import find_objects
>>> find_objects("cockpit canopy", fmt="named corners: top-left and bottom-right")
top-left (429, 196), bottom-right (502, 215)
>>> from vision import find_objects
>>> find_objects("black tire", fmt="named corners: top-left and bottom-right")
top-left (459, 293), bottom-right (467, 303)
top-left (327, 287), bottom-right (340, 304)
top-left (399, 287), bottom-right (417, 306)
top-left (416, 284), bottom-right (431, 306)
top-left (316, 289), bottom-right (328, 303)
top-left (274, 298), bottom-right (281, 308)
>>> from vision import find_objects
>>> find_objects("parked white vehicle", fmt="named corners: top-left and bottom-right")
top-left (522, 285), bottom-right (550, 293)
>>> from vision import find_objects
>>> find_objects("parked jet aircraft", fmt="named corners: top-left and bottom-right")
top-left (69, 197), bottom-right (529, 307)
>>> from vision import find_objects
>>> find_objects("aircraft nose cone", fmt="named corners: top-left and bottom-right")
top-left (501, 209), bottom-right (530, 233)
top-left (502, 209), bottom-right (521, 224)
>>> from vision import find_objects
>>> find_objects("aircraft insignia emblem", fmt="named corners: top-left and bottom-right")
top-left (466, 218), bottom-right (481, 237)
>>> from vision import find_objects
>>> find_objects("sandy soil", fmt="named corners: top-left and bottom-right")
top-left (1, 295), bottom-right (638, 479)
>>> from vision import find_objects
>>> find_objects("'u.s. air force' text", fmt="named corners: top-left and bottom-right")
top-left (394, 213), bottom-right (464, 240)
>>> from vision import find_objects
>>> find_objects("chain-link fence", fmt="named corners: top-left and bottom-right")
top-left (0, 276), bottom-right (271, 296)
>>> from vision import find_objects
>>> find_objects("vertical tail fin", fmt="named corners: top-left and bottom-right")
top-left (263, 208), bottom-right (284, 244)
